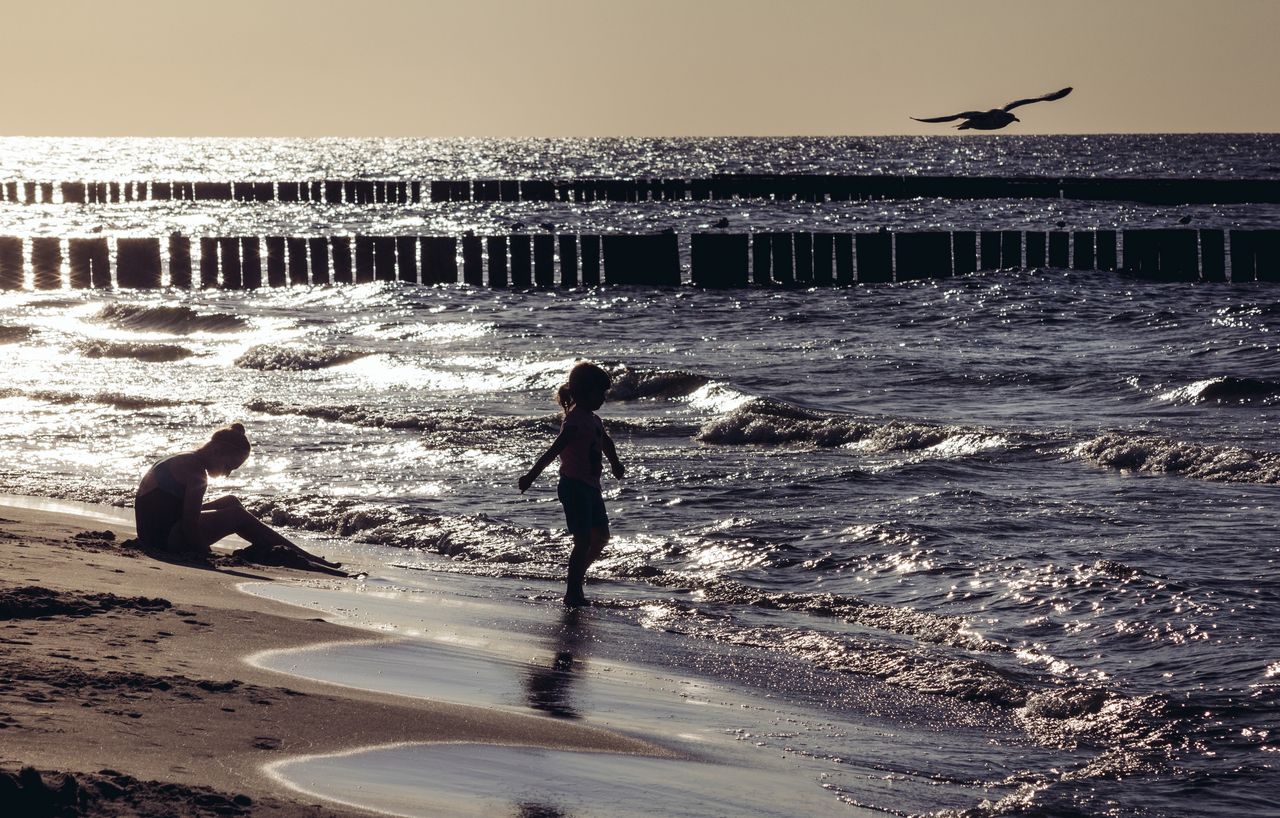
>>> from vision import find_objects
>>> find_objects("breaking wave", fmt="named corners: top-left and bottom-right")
top-left (245, 399), bottom-right (691, 440)
top-left (0, 387), bottom-right (193, 410)
top-left (697, 398), bottom-right (1013, 455)
top-left (234, 344), bottom-right (368, 371)
top-left (1074, 432), bottom-right (1280, 484)
top-left (94, 303), bottom-right (249, 333)
top-left (606, 365), bottom-right (711, 401)
top-left (1161, 376), bottom-right (1280, 406)
top-left (76, 340), bottom-right (194, 362)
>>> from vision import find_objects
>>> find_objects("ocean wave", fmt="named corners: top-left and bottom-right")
top-left (697, 398), bottom-right (1012, 455)
top-left (1161, 376), bottom-right (1280, 406)
top-left (0, 387), bottom-right (193, 410)
top-left (1074, 433), bottom-right (1280, 484)
top-left (605, 365), bottom-right (711, 401)
top-left (245, 399), bottom-right (694, 439)
top-left (0, 325), bottom-right (32, 344)
top-left (95, 303), bottom-right (249, 334)
top-left (234, 344), bottom-right (367, 371)
top-left (76, 340), bottom-right (194, 363)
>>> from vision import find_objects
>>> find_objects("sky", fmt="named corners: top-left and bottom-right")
top-left (3, 0), bottom-right (1278, 137)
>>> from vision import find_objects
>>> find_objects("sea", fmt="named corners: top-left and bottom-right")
top-left (1, 135), bottom-right (1278, 817)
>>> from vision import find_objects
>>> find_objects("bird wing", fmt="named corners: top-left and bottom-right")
top-left (1002, 87), bottom-right (1072, 112)
top-left (911, 110), bottom-right (984, 123)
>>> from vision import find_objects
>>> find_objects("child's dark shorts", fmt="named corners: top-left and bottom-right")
top-left (557, 476), bottom-right (609, 536)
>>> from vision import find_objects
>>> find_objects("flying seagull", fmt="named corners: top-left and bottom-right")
top-left (912, 87), bottom-right (1073, 131)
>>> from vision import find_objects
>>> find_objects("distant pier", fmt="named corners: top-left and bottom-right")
top-left (1, 229), bottom-right (1277, 290)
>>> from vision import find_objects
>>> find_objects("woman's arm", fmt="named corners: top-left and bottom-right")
top-left (519, 429), bottom-right (572, 492)
top-left (179, 468), bottom-right (209, 547)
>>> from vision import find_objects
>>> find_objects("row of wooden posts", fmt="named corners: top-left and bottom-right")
top-left (2, 176), bottom-right (1278, 206)
top-left (0, 229), bottom-right (1276, 290)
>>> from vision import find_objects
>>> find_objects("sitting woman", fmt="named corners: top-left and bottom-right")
top-left (134, 423), bottom-right (345, 575)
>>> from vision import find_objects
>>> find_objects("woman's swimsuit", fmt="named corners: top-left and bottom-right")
top-left (134, 456), bottom-right (187, 550)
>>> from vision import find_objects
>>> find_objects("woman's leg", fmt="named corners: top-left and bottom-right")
top-left (192, 498), bottom-right (340, 567)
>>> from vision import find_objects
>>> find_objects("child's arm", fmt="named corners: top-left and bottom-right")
top-left (519, 430), bottom-right (572, 492)
top-left (603, 432), bottom-right (625, 479)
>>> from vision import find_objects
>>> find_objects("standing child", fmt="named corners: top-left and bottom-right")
top-left (519, 361), bottom-right (625, 606)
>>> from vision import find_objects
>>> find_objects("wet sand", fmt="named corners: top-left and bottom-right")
top-left (0, 498), bottom-right (672, 817)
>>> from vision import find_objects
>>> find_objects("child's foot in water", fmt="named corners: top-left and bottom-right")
top-left (563, 590), bottom-right (589, 607)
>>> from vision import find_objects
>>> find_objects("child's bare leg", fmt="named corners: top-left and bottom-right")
top-left (586, 527), bottom-right (609, 568)
top-left (565, 531), bottom-right (593, 606)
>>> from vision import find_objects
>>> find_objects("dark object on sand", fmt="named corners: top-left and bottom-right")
top-left (912, 87), bottom-right (1073, 130)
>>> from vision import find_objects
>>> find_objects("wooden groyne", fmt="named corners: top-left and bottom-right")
top-left (3, 176), bottom-right (1278, 206)
top-left (1, 229), bottom-right (1276, 290)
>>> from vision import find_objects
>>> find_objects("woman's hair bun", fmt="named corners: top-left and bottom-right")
top-left (210, 422), bottom-right (251, 453)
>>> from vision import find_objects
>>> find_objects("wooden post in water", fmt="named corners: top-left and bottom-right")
top-left (691, 233), bottom-right (749, 288)
top-left (23, 182), bottom-right (36, 204)
top-left (1000, 231), bottom-right (1022, 269)
top-left (354, 236), bottom-right (375, 283)
top-left (117, 238), bottom-right (163, 288)
top-left (199, 238), bottom-right (219, 287)
top-left (151, 182), bottom-right (171, 201)
top-left (218, 237), bottom-right (242, 288)
top-left (397, 237), bottom-right (419, 284)
top-left (509, 235), bottom-right (532, 288)
top-left (308, 238), bottom-right (329, 285)
top-left (240, 238), bottom-right (262, 288)
top-left (580, 235), bottom-right (601, 287)
top-left (533, 234), bottom-right (556, 288)
top-left (769, 233), bottom-right (794, 285)
top-left (952, 232), bottom-right (977, 276)
top-left (462, 235), bottom-right (484, 285)
top-left (487, 236), bottom-right (508, 287)
top-left (1048, 231), bottom-right (1070, 268)
top-left (834, 234), bottom-right (853, 285)
top-left (331, 237), bottom-right (354, 284)
top-left (1121, 230), bottom-right (1157, 277)
top-left (31, 238), bottom-right (61, 289)
top-left (813, 233), bottom-right (834, 286)
top-left (895, 231), bottom-right (951, 281)
top-left (69, 238), bottom-right (111, 289)
top-left (1096, 230), bottom-right (1117, 272)
top-left (283, 237), bottom-right (308, 285)
top-left (559, 235), bottom-right (579, 288)
top-left (1199, 230), bottom-right (1226, 282)
top-left (0, 237), bottom-right (22, 289)
top-left (60, 183), bottom-right (86, 204)
top-left (168, 235), bottom-right (192, 288)
top-left (1072, 232), bottom-right (1095, 270)
top-left (374, 237), bottom-right (397, 281)
top-left (421, 237), bottom-right (458, 284)
top-left (793, 233), bottom-right (813, 285)
top-left (265, 237), bottom-right (287, 287)
top-left (277, 183), bottom-right (300, 203)
top-left (1160, 229), bottom-right (1200, 281)
top-left (1023, 231), bottom-right (1046, 268)
top-left (752, 234), bottom-right (772, 286)
top-left (856, 232), bottom-right (892, 283)
top-left (602, 234), bottom-right (681, 286)
top-left (1238, 229), bottom-right (1280, 282)
top-left (979, 231), bottom-right (1001, 271)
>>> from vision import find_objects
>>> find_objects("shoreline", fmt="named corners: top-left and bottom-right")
top-left (0, 497), bottom-right (673, 817)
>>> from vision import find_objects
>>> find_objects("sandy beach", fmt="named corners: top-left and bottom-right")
top-left (0, 498), bottom-right (673, 817)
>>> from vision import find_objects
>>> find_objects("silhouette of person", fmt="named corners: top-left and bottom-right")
top-left (134, 423), bottom-right (345, 575)
top-left (519, 362), bottom-right (625, 606)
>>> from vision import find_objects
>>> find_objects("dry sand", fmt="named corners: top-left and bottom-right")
top-left (0, 500), bottom-right (669, 817)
